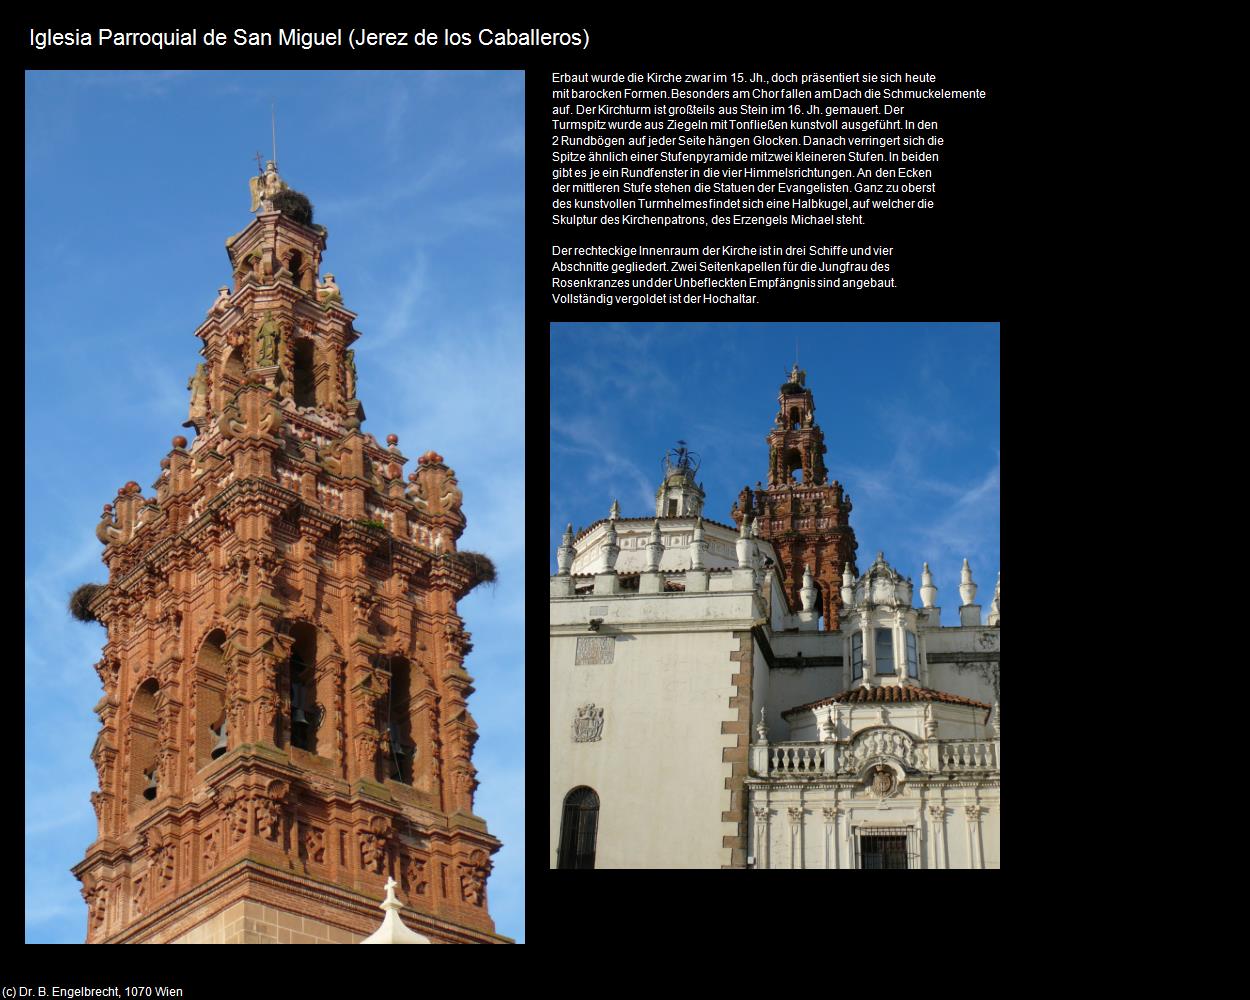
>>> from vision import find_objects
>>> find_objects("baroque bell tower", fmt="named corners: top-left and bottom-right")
top-left (71, 165), bottom-right (507, 944)
top-left (731, 364), bottom-right (859, 630)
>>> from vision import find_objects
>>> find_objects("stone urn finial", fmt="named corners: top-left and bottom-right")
top-left (556, 523), bottom-right (575, 575)
top-left (920, 561), bottom-right (937, 609)
top-left (959, 558), bottom-right (977, 606)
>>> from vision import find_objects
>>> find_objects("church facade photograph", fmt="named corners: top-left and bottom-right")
top-left (26, 71), bottom-right (524, 941)
top-left (550, 323), bottom-right (999, 869)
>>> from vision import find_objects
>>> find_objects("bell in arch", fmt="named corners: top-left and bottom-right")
top-left (142, 764), bottom-right (158, 801)
top-left (292, 683), bottom-right (309, 726)
top-left (209, 712), bottom-right (229, 760)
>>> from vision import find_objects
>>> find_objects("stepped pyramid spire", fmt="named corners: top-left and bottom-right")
top-left (72, 165), bottom-right (507, 944)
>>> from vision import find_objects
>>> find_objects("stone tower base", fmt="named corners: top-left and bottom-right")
top-left (111, 861), bottom-right (510, 944)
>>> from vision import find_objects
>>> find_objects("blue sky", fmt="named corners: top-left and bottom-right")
top-left (551, 323), bottom-right (999, 621)
top-left (25, 71), bottom-right (524, 942)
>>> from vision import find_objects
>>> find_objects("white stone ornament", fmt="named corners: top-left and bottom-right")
top-left (735, 517), bottom-right (754, 569)
top-left (689, 516), bottom-right (707, 570)
top-left (609, 498), bottom-right (620, 521)
top-left (800, 564), bottom-right (817, 612)
top-left (360, 877), bottom-right (430, 944)
top-left (556, 523), bottom-right (575, 575)
top-left (573, 704), bottom-right (605, 742)
top-left (755, 706), bottom-right (768, 743)
top-left (959, 558), bottom-right (977, 606)
top-left (987, 572), bottom-right (1000, 625)
top-left (841, 563), bottom-right (855, 608)
top-left (920, 562), bottom-right (937, 609)
top-left (645, 519), bottom-right (663, 573)
top-left (602, 519), bottom-right (619, 572)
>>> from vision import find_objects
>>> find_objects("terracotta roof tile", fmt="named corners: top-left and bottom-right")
top-left (782, 685), bottom-right (990, 716)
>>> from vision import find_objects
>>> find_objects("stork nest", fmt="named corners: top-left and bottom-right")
top-left (69, 583), bottom-right (105, 623)
top-left (271, 188), bottom-right (315, 226)
top-left (455, 551), bottom-right (497, 590)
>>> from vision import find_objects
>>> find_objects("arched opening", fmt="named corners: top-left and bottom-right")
top-left (782, 448), bottom-right (804, 483)
top-left (195, 630), bottom-right (229, 771)
top-left (288, 623), bottom-right (320, 752)
top-left (220, 346), bottom-right (245, 412)
top-left (293, 339), bottom-right (316, 408)
top-left (557, 786), bottom-right (599, 869)
top-left (286, 250), bottom-right (303, 285)
top-left (130, 679), bottom-right (160, 809)
top-left (789, 407), bottom-right (801, 430)
top-left (385, 657), bottom-right (416, 784)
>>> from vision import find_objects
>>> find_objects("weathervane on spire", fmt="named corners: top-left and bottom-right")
top-left (663, 440), bottom-right (700, 478)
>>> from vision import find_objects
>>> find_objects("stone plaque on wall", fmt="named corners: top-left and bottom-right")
top-left (575, 636), bottom-right (615, 665)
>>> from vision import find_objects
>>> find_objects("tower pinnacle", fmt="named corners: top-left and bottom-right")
top-left (733, 366), bottom-right (858, 630)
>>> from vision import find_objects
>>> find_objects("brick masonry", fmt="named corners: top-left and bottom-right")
top-left (721, 630), bottom-right (754, 868)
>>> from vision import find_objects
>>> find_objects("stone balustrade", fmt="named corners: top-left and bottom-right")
top-left (752, 737), bottom-right (999, 778)
top-left (766, 743), bottom-right (829, 775)
top-left (935, 739), bottom-right (997, 771)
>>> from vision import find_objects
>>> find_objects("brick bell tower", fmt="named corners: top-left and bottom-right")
top-left (71, 164), bottom-right (507, 944)
top-left (731, 364), bottom-right (859, 630)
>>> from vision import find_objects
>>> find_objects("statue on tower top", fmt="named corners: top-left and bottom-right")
top-left (786, 363), bottom-right (805, 387)
top-left (249, 159), bottom-right (288, 213)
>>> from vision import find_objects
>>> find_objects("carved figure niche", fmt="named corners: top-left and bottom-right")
top-left (195, 630), bottom-right (228, 771)
top-left (292, 339), bottom-right (316, 408)
top-left (130, 679), bottom-right (160, 809)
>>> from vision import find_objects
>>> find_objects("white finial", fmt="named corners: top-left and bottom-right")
top-left (987, 572), bottom-right (1000, 625)
top-left (920, 562), bottom-right (937, 609)
top-left (820, 707), bottom-right (835, 743)
top-left (689, 516), bottom-right (706, 570)
top-left (646, 518), bottom-right (663, 573)
top-left (959, 558), bottom-right (977, 606)
top-left (756, 706), bottom-right (768, 742)
top-left (360, 877), bottom-right (431, 944)
top-left (801, 564), bottom-right (817, 612)
top-left (609, 499), bottom-right (620, 521)
top-left (735, 517), bottom-right (755, 570)
top-left (602, 519), bottom-right (619, 572)
top-left (556, 523), bottom-right (576, 575)
top-left (840, 562), bottom-right (855, 609)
